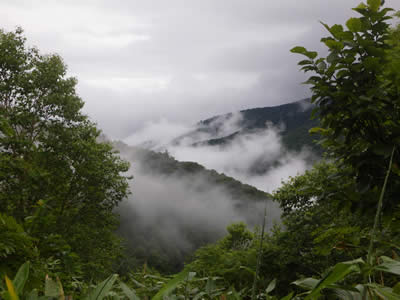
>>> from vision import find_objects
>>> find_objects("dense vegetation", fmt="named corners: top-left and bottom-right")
top-left (1, 0), bottom-right (400, 299)
top-left (0, 28), bottom-right (130, 289)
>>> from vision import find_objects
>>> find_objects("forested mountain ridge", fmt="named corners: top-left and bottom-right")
top-left (113, 142), bottom-right (278, 273)
top-left (115, 142), bottom-right (271, 201)
top-left (173, 99), bottom-right (321, 153)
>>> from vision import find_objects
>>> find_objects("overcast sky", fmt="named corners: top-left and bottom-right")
top-left (1, 0), bottom-right (399, 139)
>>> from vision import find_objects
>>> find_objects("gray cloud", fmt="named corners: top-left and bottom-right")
top-left (1, 0), bottom-right (399, 138)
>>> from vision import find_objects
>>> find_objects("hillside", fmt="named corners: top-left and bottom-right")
top-left (113, 142), bottom-right (278, 273)
top-left (174, 99), bottom-right (321, 153)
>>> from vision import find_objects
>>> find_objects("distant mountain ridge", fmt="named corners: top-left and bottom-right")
top-left (173, 99), bottom-right (321, 153)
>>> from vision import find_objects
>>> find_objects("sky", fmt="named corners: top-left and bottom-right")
top-left (1, 0), bottom-right (399, 139)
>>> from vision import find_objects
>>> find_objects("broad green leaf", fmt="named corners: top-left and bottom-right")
top-left (280, 292), bottom-right (294, 300)
top-left (330, 24), bottom-right (344, 37)
top-left (290, 46), bottom-right (307, 55)
top-left (374, 256), bottom-right (400, 275)
top-left (292, 277), bottom-right (319, 290)
top-left (266, 279), bottom-right (276, 294)
top-left (346, 18), bottom-right (363, 32)
top-left (304, 259), bottom-right (362, 299)
top-left (327, 52), bottom-right (339, 63)
top-left (5, 276), bottom-right (19, 300)
top-left (298, 59), bottom-right (313, 66)
top-left (369, 285), bottom-right (399, 300)
top-left (13, 262), bottom-right (29, 294)
top-left (119, 282), bottom-right (140, 300)
top-left (85, 274), bottom-right (118, 300)
top-left (26, 289), bottom-right (39, 300)
top-left (290, 47), bottom-right (318, 59)
top-left (324, 40), bottom-right (344, 50)
top-left (151, 269), bottom-right (189, 300)
top-left (44, 276), bottom-right (64, 299)
top-left (393, 282), bottom-right (400, 295)
top-left (367, 0), bottom-right (381, 12)
top-left (356, 3), bottom-right (368, 10)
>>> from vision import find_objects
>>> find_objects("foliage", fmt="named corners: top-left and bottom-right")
top-left (291, 0), bottom-right (400, 210)
top-left (0, 214), bottom-right (36, 275)
top-left (0, 28), bottom-right (130, 284)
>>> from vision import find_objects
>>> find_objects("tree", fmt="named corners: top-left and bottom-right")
top-left (0, 28), bottom-right (130, 281)
top-left (291, 0), bottom-right (400, 211)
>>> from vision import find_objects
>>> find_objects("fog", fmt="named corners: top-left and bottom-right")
top-left (115, 102), bottom-right (317, 270)
top-left (124, 108), bottom-right (314, 192)
top-left (115, 143), bottom-right (281, 271)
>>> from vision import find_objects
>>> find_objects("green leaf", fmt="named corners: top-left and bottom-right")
top-left (280, 292), bottom-right (294, 300)
top-left (304, 258), bottom-right (363, 299)
top-left (367, 0), bottom-right (381, 12)
top-left (374, 256), bottom-right (400, 275)
top-left (356, 3), bottom-right (368, 10)
top-left (12, 262), bottom-right (30, 294)
top-left (151, 269), bottom-right (189, 300)
top-left (44, 276), bottom-right (64, 299)
top-left (324, 40), bottom-right (344, 50)
top-left (290, 46), bottom-right (308, 54)
top-left (290, 46), bottom-right (318, 59)
top-left (266, 279), bottom-right (276, 294)
top-left (119, 282), bottom-right (140, 300)
top-left (317, 61), bottom-right (327, 71)
top-left (309, 127), bottom-right (327, 135)
top-left (26, 289), bottom-right (39, 300)
top-left (328, 24), bottom-right (346, 39)
top-left (292, 277), bottom-right (319, 291)
top-left (346, 18), bottom-right (363, 32)
top-left (393, 282), bottom-right (400, 295)
top-left (298, 59), bottom-right (313, 66)
top-left (85, 274), bottom-right (118, 300)
top-left (369, 285), bottom-right (400, 300)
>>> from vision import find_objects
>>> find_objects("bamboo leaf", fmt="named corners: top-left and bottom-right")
top-left (13, 262), bottom-right (30, 294)
top-left (304, 259), bottom-right (362, 299)
top-left (5, 275), bottom-right (19, 300)
top-left (266, 279), bottom-right (276, 294)
top-left (85, 274), bottom-right (118, 300)
top-left (119, 282), bottom-right (140, 300)
top-left (374, 256), bottom-right (400, 275)
top-left (151, 269), bottom-right (189, 300)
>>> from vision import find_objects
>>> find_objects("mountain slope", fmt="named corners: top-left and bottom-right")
top-left (174, 99), bottom-right (320, 153)
top-left (114, 142), bottom-right (278, 273)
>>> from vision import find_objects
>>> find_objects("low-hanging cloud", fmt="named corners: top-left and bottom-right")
top-left (124, 110), bottom-right (314, 193)
top-left (115, 143), bottom-right (280, 271)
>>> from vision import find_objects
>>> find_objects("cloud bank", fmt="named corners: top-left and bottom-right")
top-left (3, 0), bottom-right (399, 138)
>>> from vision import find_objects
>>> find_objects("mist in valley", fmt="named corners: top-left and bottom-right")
top-left (115, 107), bottom-right (314, 271)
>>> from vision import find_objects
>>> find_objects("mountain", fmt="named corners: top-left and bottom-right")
top-left (173, 99), bottom-right (321, 153)
top-left (113, 142), bottom-right (278, 273)
top-left (114, 99), bottom-right (320, 273)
